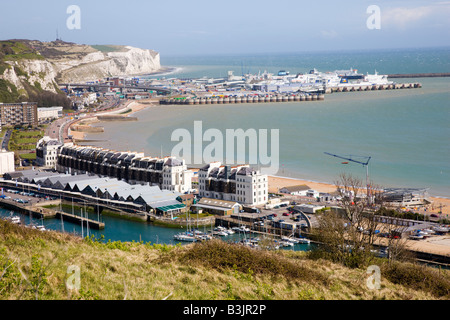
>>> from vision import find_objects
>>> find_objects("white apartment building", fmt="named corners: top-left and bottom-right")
top-left (37, 106), bottom-right (63, 121)
top-left (198, 162), bottom-right (268, 206)
top-left (56, 145), bottom-right (193, 194)
top-left (161, 157), bottom-right (193, 193)
top-left (36, 136), bottom-right (63, 168)
top-left (0, 150), bottom-right (15, 175)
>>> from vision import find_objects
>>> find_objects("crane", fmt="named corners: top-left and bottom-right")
top-left (324, 152), bottom-right (372, 203)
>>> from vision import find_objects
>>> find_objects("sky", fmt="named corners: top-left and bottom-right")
top-left (0, 0), bottom-right (449, 56)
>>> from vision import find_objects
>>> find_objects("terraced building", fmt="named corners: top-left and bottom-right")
top-left (56, 144), bottom-right (193, 194)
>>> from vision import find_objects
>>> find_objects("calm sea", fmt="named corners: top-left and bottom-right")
top-left (85, 47), bottom-right (450, 198)
top-left (9, 48), bottom-right (447, 244)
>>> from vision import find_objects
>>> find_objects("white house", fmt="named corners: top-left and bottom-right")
top-left (36, 136), bottom-right (63, 169)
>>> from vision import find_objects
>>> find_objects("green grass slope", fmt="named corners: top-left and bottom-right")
top-left (0, 219), bottom-right (448, 300)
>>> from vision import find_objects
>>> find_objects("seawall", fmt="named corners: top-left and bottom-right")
top-left (387, 73), bottom-right (450, 78)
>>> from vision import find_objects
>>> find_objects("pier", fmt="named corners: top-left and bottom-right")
top-left (326, 82), bottom-right (421, 93)
top-left (0, 198), bottom-right (105, 230)
top-left (387, 73), bottom-right (450, 78)
top-left (55, 210), bottom-right (105, 230)
top-left (160, 93), bottom-right (325, 105)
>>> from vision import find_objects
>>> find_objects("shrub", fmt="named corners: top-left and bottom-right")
top-left (382, 262), bottom-right (450, 298)
top-left (182, 240), bottom-right (330, 285)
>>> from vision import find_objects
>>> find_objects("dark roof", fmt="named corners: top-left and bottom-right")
top-left (280, 184), bottom-right (311, 193)
top-left (237, 167), bottom-right (253, 176)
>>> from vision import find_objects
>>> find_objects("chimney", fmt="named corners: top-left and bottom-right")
top-left (225, 165), bottom-right (231, 179)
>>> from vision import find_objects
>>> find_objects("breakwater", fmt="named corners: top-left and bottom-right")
top-left (160, 93), bottom-right (325, 105)
top-left (326, 82), bottom-right (421, 93)
top-left (388, 73), bottom-right (450, 78)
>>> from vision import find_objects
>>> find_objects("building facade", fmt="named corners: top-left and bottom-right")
top-left (198, 162), bottom-right (268, 206)
top-left (36, 136), bottom-right (63, 168)
top-left (56, 144), bottom-right (193, 193)
top-left (0, 150), bottom-right (15, 175)
top-left (0, 102), bottom-right (38, 127)
top-left (37, 106), bottom-right (63, 121)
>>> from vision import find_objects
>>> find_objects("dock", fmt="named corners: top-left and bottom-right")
top-left (0, 198), bottom-right (105, 230)
top-left (55, 210), bottom-right (105, 230)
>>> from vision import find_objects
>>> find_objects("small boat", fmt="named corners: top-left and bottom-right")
top-left (232, 226), bottom-right (250, 233)
top-left (213, 227), bottom-right (229, 236)
top-left (10, 216), bottom-right (21, 224)
top-left (434, 226), bottom-right (449, 233)
top-left (174, 233), bottom-right (197, 242)
top-left (297, 238), bottom-right (311, 244)
top-left (196, 234), bottom-right (212, 241)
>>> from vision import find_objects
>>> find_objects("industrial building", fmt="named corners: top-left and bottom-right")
top-left (192, 198), bottom-right (241, 216)
top-left (382, 188), bottom-right (430, 207)
top-left (1, 169), bottom-right (185, 215)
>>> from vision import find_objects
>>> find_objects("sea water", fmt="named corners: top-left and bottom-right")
top-left (83, 47), bottom-right (450, 198)
top-left (12, 48), bottom-right (448, 244)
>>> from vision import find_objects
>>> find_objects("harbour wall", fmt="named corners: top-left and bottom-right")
top-left (387, 73), bottom-right (450, 78)
top-left (326, 82), bottom-right (421, 93)
top-left (160, 93), bottom-right (325, 105)
top-left (160, 82), bottom-right (421, 105)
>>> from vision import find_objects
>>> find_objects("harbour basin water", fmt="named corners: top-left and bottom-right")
top-left (0, 208), bottom-right (312, 251)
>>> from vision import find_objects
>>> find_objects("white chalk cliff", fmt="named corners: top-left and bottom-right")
top-left (55, 46), bottom-right (161, 83)
top-left (0, 40), bottom-right (162, 98)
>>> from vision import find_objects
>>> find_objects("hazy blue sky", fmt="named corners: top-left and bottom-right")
top-left (1, 0), bottom-right (449, 56)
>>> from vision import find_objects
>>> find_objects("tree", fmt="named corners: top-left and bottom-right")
top-left (312, 173), bottom-right (382, 268)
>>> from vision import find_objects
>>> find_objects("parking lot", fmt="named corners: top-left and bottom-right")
top-left (235, 203), bottom-right (317, 231)
top-left (0, 188), bottom-right (58, 206)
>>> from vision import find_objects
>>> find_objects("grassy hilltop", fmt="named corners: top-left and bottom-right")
top-left (0, 219), bottom-right (449, 300)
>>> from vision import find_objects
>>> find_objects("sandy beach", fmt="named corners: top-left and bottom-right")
top-left (68, 99), bottom-right (157, 141)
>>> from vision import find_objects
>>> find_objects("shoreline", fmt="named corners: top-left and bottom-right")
top-left (69, 99), bottom-right (158, 141)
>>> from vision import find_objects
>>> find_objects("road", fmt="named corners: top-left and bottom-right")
top-left (44, 97), bottom-right (127, 143)
top-left (1, 129), bottom-right (12, 150)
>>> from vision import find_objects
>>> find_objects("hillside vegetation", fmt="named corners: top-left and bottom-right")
top-left (0, 40), bottom-right (71, 106)
top-left (0, 219), bottom-right (448, 300)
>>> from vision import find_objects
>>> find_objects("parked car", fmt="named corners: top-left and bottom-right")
top-left (282, 212), bottom-right (289, 216)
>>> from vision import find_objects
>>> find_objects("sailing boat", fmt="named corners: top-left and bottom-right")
top-left (173, 210), bottom-right (197, 242)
